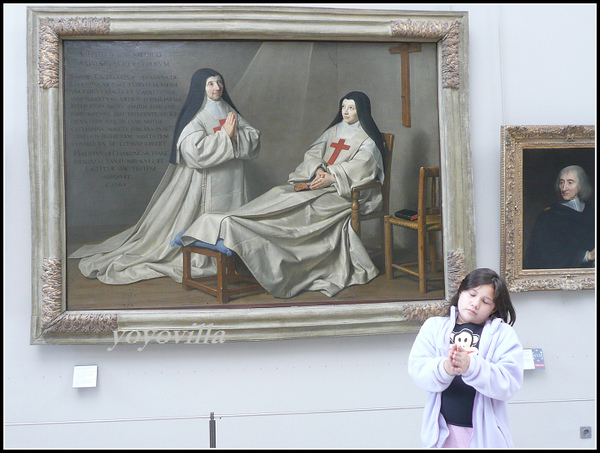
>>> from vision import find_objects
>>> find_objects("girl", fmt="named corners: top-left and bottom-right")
top-left (408, 268), bottom-right (523, 448)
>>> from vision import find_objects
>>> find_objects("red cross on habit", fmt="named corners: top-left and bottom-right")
top-left (213, 118), bottom-right (227, 133)
top-left (327, 139), bottom-right (350, 165)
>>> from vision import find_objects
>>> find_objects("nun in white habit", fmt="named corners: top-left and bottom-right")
top-left (70, 68), bottom-right (261, 284)
top-left (180, 91), bottom-right (386, 298)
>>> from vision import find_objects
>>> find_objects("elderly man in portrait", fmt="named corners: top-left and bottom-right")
top-left (524, 165), bottom-right (595, 269)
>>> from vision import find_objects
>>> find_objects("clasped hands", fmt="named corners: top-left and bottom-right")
top-left (310, 168), bottom-right (335, 190)
top-left (444, 343), bottom-right (470, 376)
top-left (223, 112), bottom-right (238, 140)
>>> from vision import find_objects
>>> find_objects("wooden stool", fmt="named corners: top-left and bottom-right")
top-left (182, 244), bottom-right (263, 304)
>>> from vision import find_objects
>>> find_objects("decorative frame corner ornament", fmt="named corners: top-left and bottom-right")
top-left (38, 16), bottom-right (110, 89)
top-left (390, 18), bottom-right (461, 89)
top-left (28, 6), bottom-right (474, 345)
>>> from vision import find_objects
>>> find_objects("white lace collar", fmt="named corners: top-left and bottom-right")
top-left (563, 197), bottom-right (585, 212)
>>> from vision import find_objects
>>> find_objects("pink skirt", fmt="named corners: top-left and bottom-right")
top-left (443, 424), bottom-right (473, 448)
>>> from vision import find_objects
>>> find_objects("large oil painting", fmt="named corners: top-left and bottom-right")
top-left (28, 6), bottom-right (475, 344)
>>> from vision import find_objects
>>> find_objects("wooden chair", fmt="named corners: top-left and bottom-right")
top-left (384, 166), bottom-right (442, 293)
top-left (182, 243), bottom-right (263, 304)
top-left (350, 132), bottom-right (395, 254)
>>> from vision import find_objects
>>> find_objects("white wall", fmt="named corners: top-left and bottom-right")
top-left (4, 3), bottom-right (596, 449)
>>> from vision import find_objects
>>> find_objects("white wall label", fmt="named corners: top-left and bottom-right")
top-left (73, 365), bottom-right (98, 388)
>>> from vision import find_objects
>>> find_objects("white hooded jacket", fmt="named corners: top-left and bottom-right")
top-left (408, 306), bottom-right (523, 447)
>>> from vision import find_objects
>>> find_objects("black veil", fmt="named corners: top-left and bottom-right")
top-left (324, 91), bottom-right (386, 167)
top-left (169, 68), bottom-right (239, 164)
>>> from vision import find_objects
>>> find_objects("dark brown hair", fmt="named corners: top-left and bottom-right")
top-left (447, 268), bottom-right (516, 326)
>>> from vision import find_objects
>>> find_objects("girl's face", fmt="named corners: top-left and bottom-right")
top-left (341, 99), bottom-right (358, 124)
top-left (456, 284), bottom-right (496, 325)
top-left (559, 170), bottom-right (580, 201)
top-left (205, 76), bottom-right (224, 101)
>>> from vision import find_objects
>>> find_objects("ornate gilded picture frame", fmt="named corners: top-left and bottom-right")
top-left (501, 125), bottom-right (595, 292)
top-left (28, 6), bottom-right (475, 345)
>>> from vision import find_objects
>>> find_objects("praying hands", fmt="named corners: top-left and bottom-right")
top-left (444, 343), bottom-right (471, 376)
top-left (223, 112), bottom-right (238, 140)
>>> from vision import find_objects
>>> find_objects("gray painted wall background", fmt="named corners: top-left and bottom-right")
top-left (4, 3), bottom-right (596, 449)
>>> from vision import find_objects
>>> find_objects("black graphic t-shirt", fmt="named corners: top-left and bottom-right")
top-left (440, 322), bottom-right (484, 427)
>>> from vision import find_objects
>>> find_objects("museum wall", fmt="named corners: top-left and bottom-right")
top-left (4, 3), bottom-right (596, 448)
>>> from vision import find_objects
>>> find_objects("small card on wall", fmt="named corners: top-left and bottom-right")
top-left (523, 348), bottom-right (545, 370)
top-left (73, 365), bottom-right (98, 388)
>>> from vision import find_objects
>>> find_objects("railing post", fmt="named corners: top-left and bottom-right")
top-left (209, 412), bottom-right (216, 448)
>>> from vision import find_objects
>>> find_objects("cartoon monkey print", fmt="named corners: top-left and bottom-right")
top-left (450, 327), bottom-right (480, 355)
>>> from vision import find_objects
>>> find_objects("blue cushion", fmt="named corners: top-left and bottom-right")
top-left (170, 231), bottom-right (234, 256)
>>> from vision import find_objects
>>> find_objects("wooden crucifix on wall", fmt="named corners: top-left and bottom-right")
top-left (389, 42), bottom-right (421, 127)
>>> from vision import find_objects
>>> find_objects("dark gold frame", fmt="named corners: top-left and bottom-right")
top-left (500, 125), bottom-right (595, 292)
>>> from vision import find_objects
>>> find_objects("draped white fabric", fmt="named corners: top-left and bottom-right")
top-left (69, 104), bottom-right (260, 284)
top-left (181, 122), bottom-right (381, 298)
